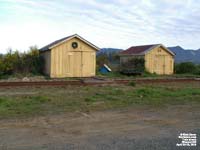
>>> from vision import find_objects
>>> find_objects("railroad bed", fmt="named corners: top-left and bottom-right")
top-left (0, 78), bottom-right (199, 87)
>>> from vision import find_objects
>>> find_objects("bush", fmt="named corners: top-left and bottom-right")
top-left (196, 65), bottom-right (200, 75)
top-left (0, 46), bottom-right (44, 77)
top-left (128, 81), bottom-right (136, 87)
top-left (96, 54), bottom-right (109, 67)
top-left (120, 58), bottom-right (145, 76)
top-left (175, 62), bottom-right (197, 74)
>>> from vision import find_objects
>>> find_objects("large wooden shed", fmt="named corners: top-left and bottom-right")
top-left (119, 44), bottom-right (175, 75)
top-left (40, 34), bottom-right (100, 78)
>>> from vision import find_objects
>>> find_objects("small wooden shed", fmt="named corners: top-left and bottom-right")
top-left (119, 44), bottom-right (175, 75)
top-left (40, 34), bottom-right (100, 78)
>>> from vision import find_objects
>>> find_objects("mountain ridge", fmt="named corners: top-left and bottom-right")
top-left (168, 46), bottom-right (200, 64)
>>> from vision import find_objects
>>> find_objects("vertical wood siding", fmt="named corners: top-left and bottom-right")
top-left (50, 37), bottom-right (96, 78)
top-left (145, 46), bottom-right (174, 75)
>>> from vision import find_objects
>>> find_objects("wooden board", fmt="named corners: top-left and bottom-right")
top-left (49, 37), bottom-right (97, 78)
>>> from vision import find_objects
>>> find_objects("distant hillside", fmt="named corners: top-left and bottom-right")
top-left (97, 48), bottom-right (122, 56)
top-left (168, 46), bottom-right (200, 64)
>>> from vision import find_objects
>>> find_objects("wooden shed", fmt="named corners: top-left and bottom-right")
top-left (40, 34), bottom-right (100, 78)
top-left (119, 44), bottom-right (175, 75)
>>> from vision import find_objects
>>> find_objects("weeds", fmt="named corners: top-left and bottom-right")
top-left (128, 81), bottom-right (136, 87)
top-left (0, 83), bottom-right (200, 118)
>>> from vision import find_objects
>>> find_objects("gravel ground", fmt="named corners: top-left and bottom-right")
top-left (0, 104), bottom-right (199, 150)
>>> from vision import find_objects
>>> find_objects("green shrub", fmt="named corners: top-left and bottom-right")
top-left (0, 46), bottom-right (44, 77)
top-left (175, 62), bottom-right (197, 74)
top-left (96, 54), bottom-right (109, 67)
top-left (196, 65), bottom-right (200, 75)
top-left (128, 81), bottom-right (136, 87)
top-left (120, 57), bottom-right (145, 72)
top-left (120, 57), bottom-right (145, 75)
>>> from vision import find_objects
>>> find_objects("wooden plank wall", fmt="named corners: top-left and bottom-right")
top-left (50, 37), bottom-right (96, 78)
top-left (145, 46), bottom-right (174, 75)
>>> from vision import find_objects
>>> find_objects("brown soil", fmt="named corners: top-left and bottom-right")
top-left (0, 104), bottom-right (199, 150)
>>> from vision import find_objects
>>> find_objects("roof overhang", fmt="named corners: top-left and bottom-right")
top-left (49, 34), bottom-right (100, 51)
top-left (119, 54), bottom-right (144, 56)
top-left (39, 49), bottom-right (51, 53)
top-left (160, 44), bottom-right (176, 56)
top-left (144, 44), bottom-right (175, 56)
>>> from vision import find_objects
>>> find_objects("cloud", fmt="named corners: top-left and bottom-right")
top-left (0, 0), bottom-right (200, 52)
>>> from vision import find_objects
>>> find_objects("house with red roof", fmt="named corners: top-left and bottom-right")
top-left (119, 44), bottom-right (175, 75)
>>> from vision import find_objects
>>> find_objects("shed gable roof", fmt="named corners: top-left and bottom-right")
top-left (120, 44), bottom-right (175, 56)
top-left (40, 34), bottom-right (100, 51)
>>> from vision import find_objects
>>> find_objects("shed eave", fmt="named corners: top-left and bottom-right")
top-left (39, 49), bottom-right (51, 53)
top-left (119, 53), bottom-right (144, 56)
top-left (159, 44), bottom-right (175, 56)
top-left (49, 34), bottom-right (100, 51)
top-left (143, 44), bottom-right (175, 56)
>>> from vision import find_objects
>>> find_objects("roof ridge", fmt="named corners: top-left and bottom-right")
top-left (40, 34), bottom-right (100, 51)
top-left (130, 44), bottom-right (160, 48)
top-left (120, 44), bottom-right (175, 56)
top-left (120, 44), bottom-right (160, 55)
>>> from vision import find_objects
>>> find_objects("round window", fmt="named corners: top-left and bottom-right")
top-left (72, 42), bottom-right (78, 49)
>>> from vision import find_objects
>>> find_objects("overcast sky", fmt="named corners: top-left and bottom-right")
top-left (0, 0), bottom-right (200, 53)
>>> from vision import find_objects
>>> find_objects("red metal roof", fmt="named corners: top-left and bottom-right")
top-left (121, 44), bottom-right (158, 55)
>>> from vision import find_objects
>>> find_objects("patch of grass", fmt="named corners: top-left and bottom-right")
top-left (171, 73), bottom-right (200, 78)
top-left (0, 73), bottom-right (44, 80)
top-left (0, 96), bottom-right (50, 118)
top-left (128, 81), bottom-right (136, 87)
top-left (0, 82), bottom-right (200, 118)
top-left (141, 71), bottom-right (200, 78)
top-left (141, 72), bottom-right (160, 78)
top-left (130, 86), bottom-right (200, 106)
top-left (84, 97), bottom-right (91, 102)
top-left (85, 88), bottom-right (125, 103)
top-left (96, 71), bottom-right (135, 79)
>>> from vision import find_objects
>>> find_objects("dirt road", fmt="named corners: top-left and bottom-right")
top-left (0, 104), bottom-right (199, 150)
